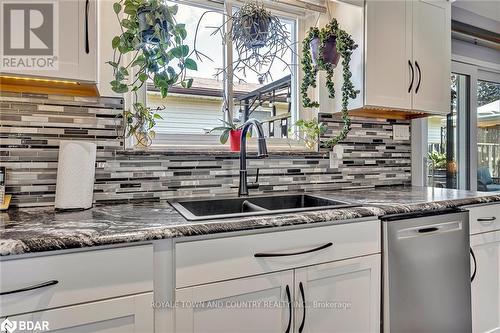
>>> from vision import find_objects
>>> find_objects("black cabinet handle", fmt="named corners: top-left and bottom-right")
top-left (298, 281), bottom-right (306, 333)
top-left (285, 285), bottom-right (291, 333)
top-left (0, 280), bottom-right (59, 296)
top-left (408, 60), bottom-right (414, 93)
top-left (470, 248), bottom-right (477, 282)
top-left (477, 217), bottom-right (496, 222)
top-left (417, 227), bottom-right (439, 233)
top-left (254, 242), bottom-right (333, 258)
top-left (415, 61), bottom-right (421, 93)
top-left (84, 0), bottom-right (90, 54)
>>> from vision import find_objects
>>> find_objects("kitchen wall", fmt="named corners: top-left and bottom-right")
top-left (0, 92), bottom-right (411, 207)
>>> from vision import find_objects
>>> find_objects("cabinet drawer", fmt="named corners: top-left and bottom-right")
top-left (467, 203), bottom-right (500, 235)
top-left (0, 245), bottom-right (153, 317)
top-left (175, 220), bottom-right (380, 288)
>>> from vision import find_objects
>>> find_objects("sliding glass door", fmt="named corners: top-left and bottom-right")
top-left (476, 75), bottom-right (500, 192)
top-left (423, 63), bottom-right (500, 191)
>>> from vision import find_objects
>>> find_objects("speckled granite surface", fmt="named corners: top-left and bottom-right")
top-left (1, 186), bottom-right (499, 256)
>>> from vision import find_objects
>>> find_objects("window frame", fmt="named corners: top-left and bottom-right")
top-left (131, 0), bottom-right (305, 151)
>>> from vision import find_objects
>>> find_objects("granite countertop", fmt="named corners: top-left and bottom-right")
top-left (1, 186), bottom-right (499, 256)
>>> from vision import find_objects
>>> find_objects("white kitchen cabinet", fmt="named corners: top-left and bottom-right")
top-left (4, 293), bottom-right (153, 333)
top-left (2, 0), bottom-right (97, 82)
top-left (175, 270), bottom-right (294, 333)
top-left (470, 230), bottom-right (500, 333)
top-left (294, 254), bottom-right (381, 333)
top-left (365, 0), bottom-right (412, 111)
top-left (363, 0), bottom-right (451, 115)
top-left (411, 0), bottom-right (451, 114)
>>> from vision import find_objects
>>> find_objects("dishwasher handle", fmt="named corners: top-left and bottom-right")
top-left (381, 207), bottom-right (465, 222)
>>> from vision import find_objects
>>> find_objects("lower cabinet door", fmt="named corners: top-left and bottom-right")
top-left (471, 231), bottom-right (500, 333)
top-left (294, 254), bottom-right (381, 333)
top-left (5, 293), bottom-right (153, 333)
top-left (175, 270), bottom-right (294, 333)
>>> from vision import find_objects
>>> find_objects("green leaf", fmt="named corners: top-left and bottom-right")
top-left (181, 45), bottom-right (189, 57)
top-left (185, 78), bottom-right (193, 88)
top-left (220, 129), bottom-right (230, 144)
top-left (184, 58), bottom-right (197, 71)
top-left (153, 113), bottom-right (163, 120)
top-left (138, 73), bottom-right (148, 82)
top-left (170, 46), bottom-right (183, 58)
top-left (113, 2), bottom-right (122, 14)
top-left (111, 36), bottom-right (120, 49)
top-left (107, 61), bottom-right (119, 68)
top-left (169, 4), bottom-right (178, 15)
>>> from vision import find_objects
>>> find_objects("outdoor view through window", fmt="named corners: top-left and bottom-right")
top-left (146, 1), bottom-right (297, 145)
top-left (427, 74), bottom-right (500, 192)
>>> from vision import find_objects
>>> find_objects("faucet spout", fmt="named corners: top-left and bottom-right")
top-left (238, 119), bottom-right (268, 196)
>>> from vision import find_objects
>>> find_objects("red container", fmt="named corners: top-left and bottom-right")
top-left (229, 129), bottom-right (242, 152)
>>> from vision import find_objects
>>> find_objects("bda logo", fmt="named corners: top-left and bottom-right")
top-left (1, 1), bottom-right (59, 70)
top-left (0, 318), bottom-right (17, 333)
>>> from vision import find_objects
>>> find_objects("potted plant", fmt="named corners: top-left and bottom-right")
top-left (289, 118), bottom-right (327, 151)
top-left (208, 119), bottom-right (251, 152)
top-left (192, 1), bottom-right (295, 83)
top-left (428, 151), bottom-right (446, 187)
top-left (301, 19), bottom-right (359, 149)
top-left (108, 0), bottom-right (197, 147)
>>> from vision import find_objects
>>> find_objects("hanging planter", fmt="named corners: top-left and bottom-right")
top-left (310, 36), bottom-right (340, 68)
top-left (109, 0), bottom-right (198, 148)
top-left (238, 3), bottom-right (272, 49)
top-left (192, 1), bottom-right (296, 84)
top-left (301, 19), bottom-right (359, 149)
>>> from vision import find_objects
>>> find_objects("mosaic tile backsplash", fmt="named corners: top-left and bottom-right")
top-left (0, 92), bottom-right (411, 207)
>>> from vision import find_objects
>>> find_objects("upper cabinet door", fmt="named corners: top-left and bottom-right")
top-left (364, 0), bottom-right (412, 110)
top-left (294, 254), bottom-right (381, 333)
top-left (2, 0), bottom-right (97, 82)
top-left (412, 0), bottom-right (451, 114)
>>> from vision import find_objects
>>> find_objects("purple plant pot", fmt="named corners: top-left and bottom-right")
top-left (310, 36), bottom-right (340, 68)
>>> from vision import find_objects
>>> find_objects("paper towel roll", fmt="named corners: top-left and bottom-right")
top-left (55, 141), bottom-right (97, 210)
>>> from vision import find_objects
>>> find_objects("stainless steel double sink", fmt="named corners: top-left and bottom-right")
top-left (169, 194), bottom-right (357, 221)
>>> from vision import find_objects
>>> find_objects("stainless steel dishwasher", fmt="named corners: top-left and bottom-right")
top-left (382, 208), bottom-right (472, 333)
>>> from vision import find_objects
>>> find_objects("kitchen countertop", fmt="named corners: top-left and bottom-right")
top-left (1, 186), bottom-right (499, 256)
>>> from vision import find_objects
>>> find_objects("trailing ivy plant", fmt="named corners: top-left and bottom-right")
top-left (108, 0), bottom-right (197, 146)
top-left (300, 19), bottom-right (359, 149)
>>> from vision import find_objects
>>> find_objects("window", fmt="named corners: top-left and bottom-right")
top-left (146, 1), bottom-right (225, 139)
top-left (144, 1), bottom-right (299, 147)
top-left (476, 79), bottom-right (500, 192)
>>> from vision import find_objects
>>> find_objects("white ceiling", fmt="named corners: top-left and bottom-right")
top-left (452, 0), bottom-right (500, 22)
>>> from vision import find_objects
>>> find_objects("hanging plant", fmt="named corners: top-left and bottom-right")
top-left (108, 0), bottom-right (197, 147)
top-left (193, 1), bottom-right (296, 83)
top-left (301, 18), bottom-right (359, 149)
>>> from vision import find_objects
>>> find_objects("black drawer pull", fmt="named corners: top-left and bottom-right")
top-left (299, 281), bottom-right (306, 333)
top-left (470, 248), bottom-right (477, 282)
top-left (285, 285), bottom-right (291, 333)
top-left (477, 217), bottom-right (496, 222)
top-left (0, 280), bottom-right (59, 296)
top-left (418, 227), bottom-right (438, 233)
top-left (254, 242), bottom-right (333, 258)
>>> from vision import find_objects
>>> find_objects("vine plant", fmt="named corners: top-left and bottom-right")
top-left (108, 0), bottom-right (197, 146)
top-left (300, 18), bottom-right (359, 148)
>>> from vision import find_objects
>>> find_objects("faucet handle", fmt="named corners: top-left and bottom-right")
top-left (247, 168), bottom-right (260, 190)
